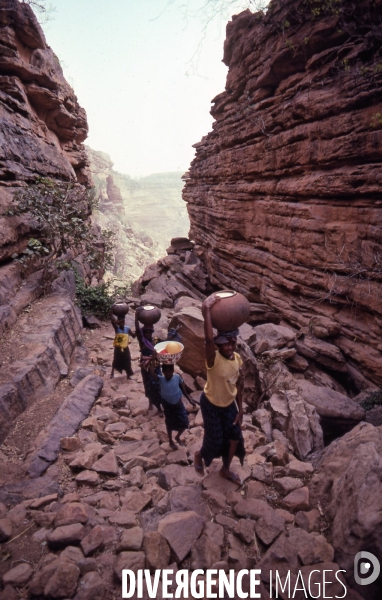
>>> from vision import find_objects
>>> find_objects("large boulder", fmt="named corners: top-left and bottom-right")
top-left (295, 380), bottom-right (365, 441)
top-left (267, 391), bottom-right (323, 460)
top-left (309, 422), bottom-right (382, 599)
top-left (249, 323), bottom-right (297, 355)
top-left (285, 391), bottom-right (324, 459)
top-left (296, 334), bottom-right (347, 372)
top-left (169, 306), bottom-right (206, 377)
top-left (158, 510), bottom-right (205, 562)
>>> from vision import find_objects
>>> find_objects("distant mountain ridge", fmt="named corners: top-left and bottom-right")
top-left (112, 169), bottom-right (189, 247)
top-left (86, 147), bottom-right (189, 282)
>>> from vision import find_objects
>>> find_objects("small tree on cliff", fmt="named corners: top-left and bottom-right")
top-left (8, 177), bottom-right (114, 285)
top-left (22, 1), bottom-right (55, 24)
top-left (158, 0), bottom-right (268, 70)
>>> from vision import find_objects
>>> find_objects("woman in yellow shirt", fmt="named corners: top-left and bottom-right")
top-left (194, 295), bottom-right (245, 483)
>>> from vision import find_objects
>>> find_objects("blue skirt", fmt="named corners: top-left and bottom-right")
top-left (163, 399), bottom-right (189, 432)
top-left (200, 392), bottom-right (245, 468)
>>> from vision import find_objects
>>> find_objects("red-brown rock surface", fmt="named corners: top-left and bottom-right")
top-left (0, 0), bottom-right (93, 444)
top-left (0, 0), bottom-right (89, 186)
top-left (0, 0), bottom-right (90, 312)
top-left (183, 0), bottom-right (382, 385)
top-left (309, 422), bottom-right (382, 599)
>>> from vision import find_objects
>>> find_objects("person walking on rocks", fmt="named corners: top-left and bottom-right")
top-left (194, 295), bottom-right (245, 483)
top-left (135, 307), bottom-right (163, 415)
top-left (110, 312), bottom-right (135, 380)
top-left (150, 361), bottom-right (196, 449)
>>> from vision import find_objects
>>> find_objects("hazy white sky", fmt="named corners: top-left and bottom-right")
top-left (43, 0), bottom-right (262, 177)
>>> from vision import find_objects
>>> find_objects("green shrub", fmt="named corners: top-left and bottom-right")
top-left (74, 274), bottom-right (132, 320)
top-left (360, 389), bottom-right (382, 412)
top-left (8, 177), bottom-right (115, 283)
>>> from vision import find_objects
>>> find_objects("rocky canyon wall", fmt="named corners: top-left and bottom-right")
top-left (183, 0), bottom-right (382, 387)
top-left (0, 0), bottom-right (90, 308)
top-left (0, 0), bottom-right (89, 187)
top-left (0, 0), bottom-right (91, 439)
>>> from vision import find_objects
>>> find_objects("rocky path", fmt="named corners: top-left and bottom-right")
top-left (0, 316), bottom-right (368, 600)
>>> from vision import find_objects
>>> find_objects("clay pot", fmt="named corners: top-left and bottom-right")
top-left (202, 290), bottom-right (250, 332)
top-left (112, 302), bottom-right (129, 317)
top-left (137, 305), bottom-right (161, 326)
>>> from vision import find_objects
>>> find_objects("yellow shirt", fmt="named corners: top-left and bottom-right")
top-left (204, 351), bottom-right (243, 408)
top-left (113, 333), bottom-right (129, 349)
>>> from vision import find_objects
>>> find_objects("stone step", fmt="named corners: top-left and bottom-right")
top-left (0, 264), bottom-right (44, 337)
top-left (0, 293), bottom-right (82, 443)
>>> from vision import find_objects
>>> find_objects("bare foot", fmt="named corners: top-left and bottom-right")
top-left (175, 435), bottom-right (184, 446)
top-left (194, 451), bottom-right (204, 476)
top-left (170, 441), bottom-right (178, 451)
top-left (219, 468), bottom-right (241, 484)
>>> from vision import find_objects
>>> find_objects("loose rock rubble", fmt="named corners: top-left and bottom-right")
top-left (0, 305), bottom-right (377, 600)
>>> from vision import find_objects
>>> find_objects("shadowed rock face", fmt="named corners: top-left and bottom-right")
top-left (183, 0), bottom-right (382, 385)
top-left (0, 0), bottom-right (89, 185)
top-left (309, 422), bottom-right (382, 600)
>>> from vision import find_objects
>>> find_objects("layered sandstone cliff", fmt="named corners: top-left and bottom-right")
top-left (0, 0), bottom-right (90, 287)
top-left (183, 0), bottom-right (382, 386)
top-left (0, 0), bottom-right (92, 436)
top-left (0, 0), bottom-right (89, 187)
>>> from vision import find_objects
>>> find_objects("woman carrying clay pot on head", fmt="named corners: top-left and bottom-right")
top-left (110, 309), bottom-right (136, 380)
top-left (194, 295), bottom-right (245, 483)
top-left (135, 307), bottom-right (163, 416)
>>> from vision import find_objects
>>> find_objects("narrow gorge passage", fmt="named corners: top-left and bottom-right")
top-left (0, 291), bottom-right (374, 600)
top-left (1, 0), bottom-right (381, 598)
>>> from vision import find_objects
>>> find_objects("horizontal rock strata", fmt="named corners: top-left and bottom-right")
top-left (0, 0), bottom-right (89, 186)
top-left (0, 283), bottom-right (82, 443)
top-left (183, 0), bottom-right (382, 385)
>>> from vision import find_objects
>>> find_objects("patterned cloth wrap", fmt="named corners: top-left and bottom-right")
top-left (158, 373), bottom-right (189, 432)
top-left (199, 392), bottom-right (245, 468)
top-left (139, 327), bottom-right (162, 409)
top-left (112, 326), bottom-right (133, 376)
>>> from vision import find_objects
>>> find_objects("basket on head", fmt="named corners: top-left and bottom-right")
top-left (154, 341), bottom-right (184, 365)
